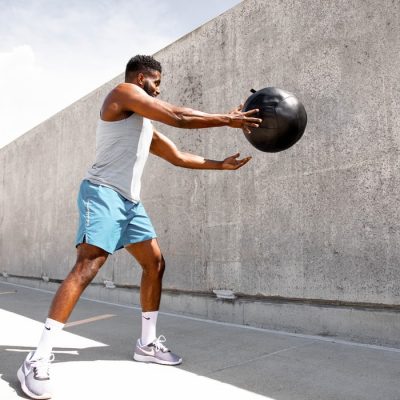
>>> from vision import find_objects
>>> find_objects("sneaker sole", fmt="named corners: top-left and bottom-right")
top-left (17, 366), bottom-right (52, 400)
top-left (133, 353), bottom-right (182, 366)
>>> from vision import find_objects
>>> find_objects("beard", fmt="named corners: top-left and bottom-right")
top-left (143, 80), bottom-right (154, 97)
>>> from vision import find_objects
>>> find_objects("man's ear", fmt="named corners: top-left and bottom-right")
top-left (137, 72), bottom-right (145, 87)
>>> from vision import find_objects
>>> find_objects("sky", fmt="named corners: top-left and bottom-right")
top-left (0, 0), bottom-right (241, 149)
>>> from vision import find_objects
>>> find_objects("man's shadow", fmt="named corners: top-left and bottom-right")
top-left (1, 344), bottom-right (134, 398)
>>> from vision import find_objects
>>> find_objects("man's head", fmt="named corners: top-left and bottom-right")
top-left (125, 55), bottom-right (162, 97)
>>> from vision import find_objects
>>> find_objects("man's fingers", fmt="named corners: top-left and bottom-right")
top-left (243, 121), bottom-right (261, 132)
top-left (223, 154), bottom-right (251, 170)
top-left (245, 117), bottom-right (262, 125)
top-left (244, 108), bottom-right (260, 116)
top-left (241, 156), bottom-right (252, 164)
top-left (235, 156), bottom-right (252, 169)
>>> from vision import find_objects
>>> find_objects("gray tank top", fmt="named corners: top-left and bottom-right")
top-left (85, 113), bottom-right (153, 202)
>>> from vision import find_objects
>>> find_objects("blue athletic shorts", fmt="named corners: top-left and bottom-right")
top-left (75, 180), bottom-right (157, 254)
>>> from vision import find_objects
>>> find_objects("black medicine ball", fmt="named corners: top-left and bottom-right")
top-left (242, 87), bottom-right (307, 153)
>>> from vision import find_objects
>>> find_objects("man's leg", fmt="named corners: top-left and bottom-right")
top-left (125, 239), bottom-right (164, 346)
top-left (125, 239), bottom-right (182, 365)
top-left (47, 243), bottom-right (108, 323)
top-left (125, 238), bottom-right (164, 313)
top-left (18, 243), bottom-right (108, 400)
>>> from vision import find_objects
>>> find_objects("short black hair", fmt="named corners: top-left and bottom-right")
top-left (125, 55), bottom-right (162, 81)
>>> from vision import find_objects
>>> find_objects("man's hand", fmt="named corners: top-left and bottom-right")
top-left (228, 104), bottom-right (261, 134)
top-left (221, 153), bottom-right (252, 170)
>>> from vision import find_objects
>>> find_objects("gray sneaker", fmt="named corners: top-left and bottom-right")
top-left (17, 351), bottom-right (54, 399)
top-left (133, 335), bottom-right (182, 365)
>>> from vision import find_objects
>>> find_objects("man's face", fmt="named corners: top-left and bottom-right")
top-left (142, 70), bottom-right (161, 97)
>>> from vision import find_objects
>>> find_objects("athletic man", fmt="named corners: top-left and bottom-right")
top-left (17, 55), bottom-right (261, 399)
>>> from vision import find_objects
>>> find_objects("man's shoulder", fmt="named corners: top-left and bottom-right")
top-left (112, 82), bottom-right (141, 94)
top-left (107, 83), bottom-right (148, 104)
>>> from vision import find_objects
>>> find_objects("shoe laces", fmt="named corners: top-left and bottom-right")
top-left (31, 354), bottom-right (55, 379)
top-left (153, 335), bottom-right (169, 352)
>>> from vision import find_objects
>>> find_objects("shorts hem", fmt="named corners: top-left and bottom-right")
top-left (75, 234), bottom-right (114, 254)
top-left (122, 235), bottom-right (157, 247)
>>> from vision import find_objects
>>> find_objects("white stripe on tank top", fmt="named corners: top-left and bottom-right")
top-left (85, 113), bottom-right (153, 202)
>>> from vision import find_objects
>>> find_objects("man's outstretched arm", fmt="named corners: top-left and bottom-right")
top-left (150, 129), bottom-right (251, 170)
top-left (115, 83), bottom-right (261, 133)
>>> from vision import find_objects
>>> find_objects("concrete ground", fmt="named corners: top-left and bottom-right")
top-left (1, 281), bottom-right (400, 400)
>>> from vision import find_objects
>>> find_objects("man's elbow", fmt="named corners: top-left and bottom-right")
top-left (168, 111), bottom-right (192, 129)
top-left (171, 114), bottom-right (188, 129)
top-left (170, 152), bottom-right (185, 167)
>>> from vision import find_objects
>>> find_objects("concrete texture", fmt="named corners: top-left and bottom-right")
top-left (3, 275), bottom-right (400, 349)
top-left (1, 0), bottom-right (400, 343)
top-left (1, 282), bottom-right (400, 400)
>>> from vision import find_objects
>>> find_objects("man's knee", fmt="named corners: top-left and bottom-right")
top-left (142, 255), bottom-right (165, 278)
top-left (72, 244), bottom-right (108, 284)
top-left (71, 257), bottom-right (106, 286)
top-left (158, 256), bottom-right (166, 276)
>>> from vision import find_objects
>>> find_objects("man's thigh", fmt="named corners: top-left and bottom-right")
top-left (124, 239), bottom-right (162, 266)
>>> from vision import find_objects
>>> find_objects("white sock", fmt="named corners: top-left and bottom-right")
top-left (33, 318), bottom-right (65, 360)
top-left (141, 311), bottom-right (158, 346)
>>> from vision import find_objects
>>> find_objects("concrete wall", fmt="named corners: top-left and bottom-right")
top-left (1, 0), bottom-right (400, 344)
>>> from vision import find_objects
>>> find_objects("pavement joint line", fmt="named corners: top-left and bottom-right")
top-left (65, 314), bottom-right (116, 327)
top-left (211, 341), bottom-right (318, 373)
top-left (5, 349), bottom-right (79, 355)
top-left (2, 281), bottom-right (400, 354)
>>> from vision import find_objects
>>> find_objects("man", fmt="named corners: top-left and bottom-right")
top-left (17, 55), bottom-right (261, 399)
